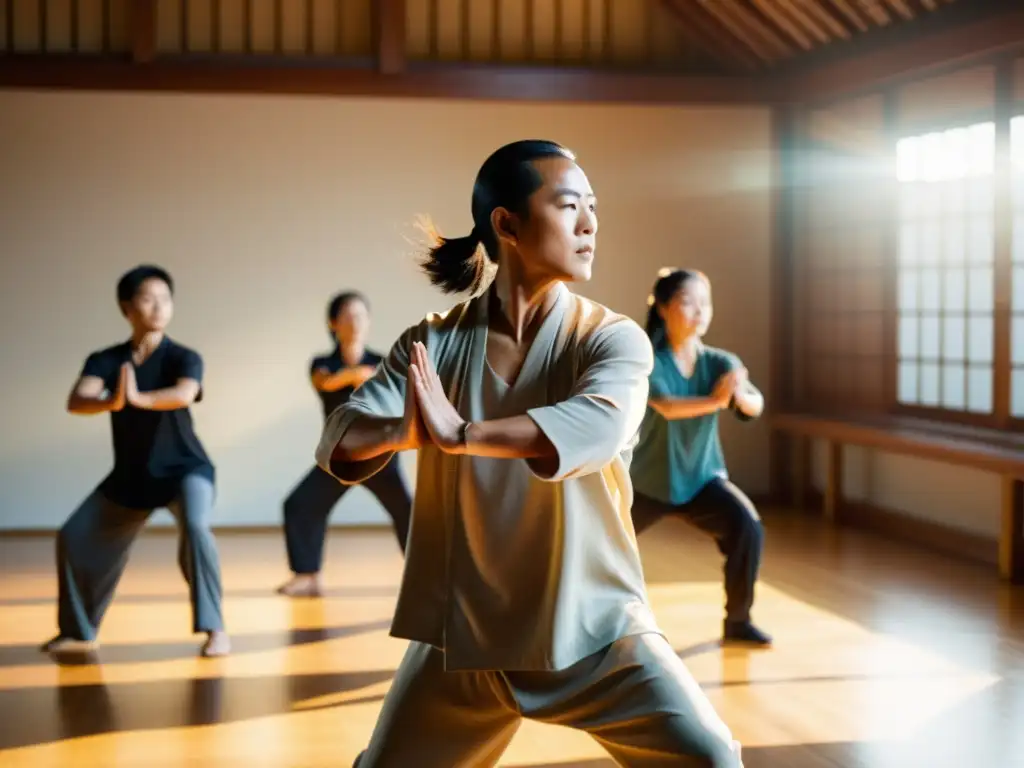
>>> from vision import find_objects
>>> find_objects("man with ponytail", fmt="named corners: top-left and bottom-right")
top-left (632, 268), bottom-right (771, 647)
top-left (317, 141), bottom-right (743, 767)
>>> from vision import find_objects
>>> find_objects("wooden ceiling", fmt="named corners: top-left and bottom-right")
top-left (661, 0), bottom-right (964, 73)
top-left (0, 0), bottom-right (1020, 106)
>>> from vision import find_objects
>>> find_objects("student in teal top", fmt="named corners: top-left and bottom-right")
top-left (631, 268), bottom-right (771, 646)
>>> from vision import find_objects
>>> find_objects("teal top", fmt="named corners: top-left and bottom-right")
top-left (630, 342), bottom-right (753, 506)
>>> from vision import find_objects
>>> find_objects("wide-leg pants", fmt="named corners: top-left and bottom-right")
top-left (355, 632), bottom-right (742, 767)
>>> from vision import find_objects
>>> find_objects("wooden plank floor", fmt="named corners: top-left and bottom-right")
top-left (1, 511), bottom-right (1022, 767)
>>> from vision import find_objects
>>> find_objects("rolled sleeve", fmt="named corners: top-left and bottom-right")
top-left (526, 319), bottom-right (653, 482)
top-left (178, 349), bottom-right (205, 403)
top-left (81, 351), bottom-right (113, 380)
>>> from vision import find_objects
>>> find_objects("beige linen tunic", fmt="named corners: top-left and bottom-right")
top-left (316, 283), bottom-right (662, 672)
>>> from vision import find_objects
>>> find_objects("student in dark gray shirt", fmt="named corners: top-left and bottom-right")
top-left (276, 292), bottom-right (411, 598)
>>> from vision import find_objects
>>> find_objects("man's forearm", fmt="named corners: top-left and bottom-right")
top-left (463, 415), bottom-right (556, 459)
top-left (132, 386), bottom-right (197, 411)
top-left (314, 369), bottom-right (366, 393)
top-left (67, 393), bottom-right (118, 415)
top-left (649, 397), bottom-right (723, 421)
top-left (332, 415), bottom-right (407, 462)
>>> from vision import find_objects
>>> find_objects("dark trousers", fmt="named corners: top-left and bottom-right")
top-left (633, 478), bottom-right (764, 623)
top-left (283, 462), bottom-right (412, 575)
top-left (56, 473), bottom-right (224, 641)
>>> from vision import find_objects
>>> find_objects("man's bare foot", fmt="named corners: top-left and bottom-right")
top-left (201, 630), bottom-right (231, 657)
top-left (276, 574), bottom-right (323, 598)
top-left (40, 635), bottom-right (96, 653)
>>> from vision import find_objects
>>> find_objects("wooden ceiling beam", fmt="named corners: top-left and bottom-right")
top-left (777, 0), bottom-right (833, 45)
top-left (374, 0), bottom-right (405, 74)
top-left (748, 0), bottom-right (816, 52)
top-left (688, 3), bottom-right (776, 64)
top-left (796, 0), bottom-right (853, 40)
top-left (657, 0), bottom-right (755, 73)
top-left (661, 0), bottom-right (764, 72)
top-left (0, 55), bottom-right (776, 105)
top-left (882, 0), bottom-right (915, 21)
top-left (711, 0), bottom-right (792, 62)
top-left (856, 0), bottom-right (893, 26)
top-left (778, 7), bottom-right (1024, 101)
top-left (824, 0), bottom-right (871, 32)
top-left (130, 0), bottom-right (157, 64)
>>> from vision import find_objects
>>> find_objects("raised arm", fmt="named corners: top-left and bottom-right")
top-left (732, 376), bottom-right (764, 420)
top-left (522, 320), bottom-right (652, 480)
top-left (316, 327), bottom-right (423, 484)
top-left (712, 350), bottom-right (764, 420)
top-left (409, 320), bottom-right (653, 482)
top-left (649, 394), bottom-right (729, 421)
top-left (67, 353), bottom-right (125, 415)
top-left (127, 350), bottom-right (202, 411)
top-left (67, 370), bottom-right (125, 415)
top-left (649, 370), bottom-right (736, 421)
top-left (649, 351), bottom-right (762, 422)
top-left (311, 364), bottom-right (376, 393)
top-left (406, 340), bottom-right (558, 470)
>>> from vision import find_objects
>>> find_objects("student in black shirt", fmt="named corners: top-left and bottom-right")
top-left (276, 291), bottom-right (412, 597)
top-left (42, 265), bottom-right (230, 657)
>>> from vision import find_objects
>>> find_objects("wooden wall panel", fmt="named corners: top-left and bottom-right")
top-left (792, 132), bottom-right (892, 413)
top-left (1, 0), bottom-right (128, 54)
top-left (0, 0), bottom-right (377, 58)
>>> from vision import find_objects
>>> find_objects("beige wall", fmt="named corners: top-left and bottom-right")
top-left (0, 89), bottom-right (772, 531)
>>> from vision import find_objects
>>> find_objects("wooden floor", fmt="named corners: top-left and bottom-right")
top-left (1, 512), bottom-right (1023, 768)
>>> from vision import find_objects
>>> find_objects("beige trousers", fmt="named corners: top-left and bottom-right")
top-left (355, 632), bottom-right (743, 767)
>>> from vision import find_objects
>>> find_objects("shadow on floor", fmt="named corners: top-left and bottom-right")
top-left (0, 617), bottom-right (392, 668)
top-left (0, 666), bottom-right (397, 750)
top-left (0, 584), bottom-right (400, 608)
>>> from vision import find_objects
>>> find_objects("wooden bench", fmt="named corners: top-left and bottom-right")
top-left (769, 411), bottom-right (1024, 583)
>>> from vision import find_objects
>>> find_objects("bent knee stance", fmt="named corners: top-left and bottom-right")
top-left (669, 721), bottom-right (742, 768)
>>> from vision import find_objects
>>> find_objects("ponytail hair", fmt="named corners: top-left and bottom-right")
top-left (418, 139), bottom-right (576, 295)
top-left (420, 225), bottom-right (490, 295)
top-left (644, 294), bottom-right (665, 343)
top-left (644, 268), bottom-right (709, 344)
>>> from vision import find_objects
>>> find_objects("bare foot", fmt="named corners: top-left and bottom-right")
top-left (276, 574), bottom-right (323, 598)
top-left (201, 630), bottom-right (231, 657)
top-left (40, 635), bottom-right (97, 653)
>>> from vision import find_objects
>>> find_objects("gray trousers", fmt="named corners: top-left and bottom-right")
top-left (356, 633), bottom-right (742, 767)
top-left (56, 474), bottom-right (224, 640)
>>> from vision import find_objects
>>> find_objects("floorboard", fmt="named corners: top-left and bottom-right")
top-left (1, 511), bottom-right (1021, 767)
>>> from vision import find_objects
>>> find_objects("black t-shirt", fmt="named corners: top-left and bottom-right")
top-left (81, 337), bottom-right (214, 509)
top-left (310, 347), bottom-right (383, 420)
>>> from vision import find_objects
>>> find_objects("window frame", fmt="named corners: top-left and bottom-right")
top-left (887, 107), bottom-right (1020, 431)
top-left (890, 117), bottom-right (1001, 428)
top-left (1008, 112), bottom-right (1024, 429)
